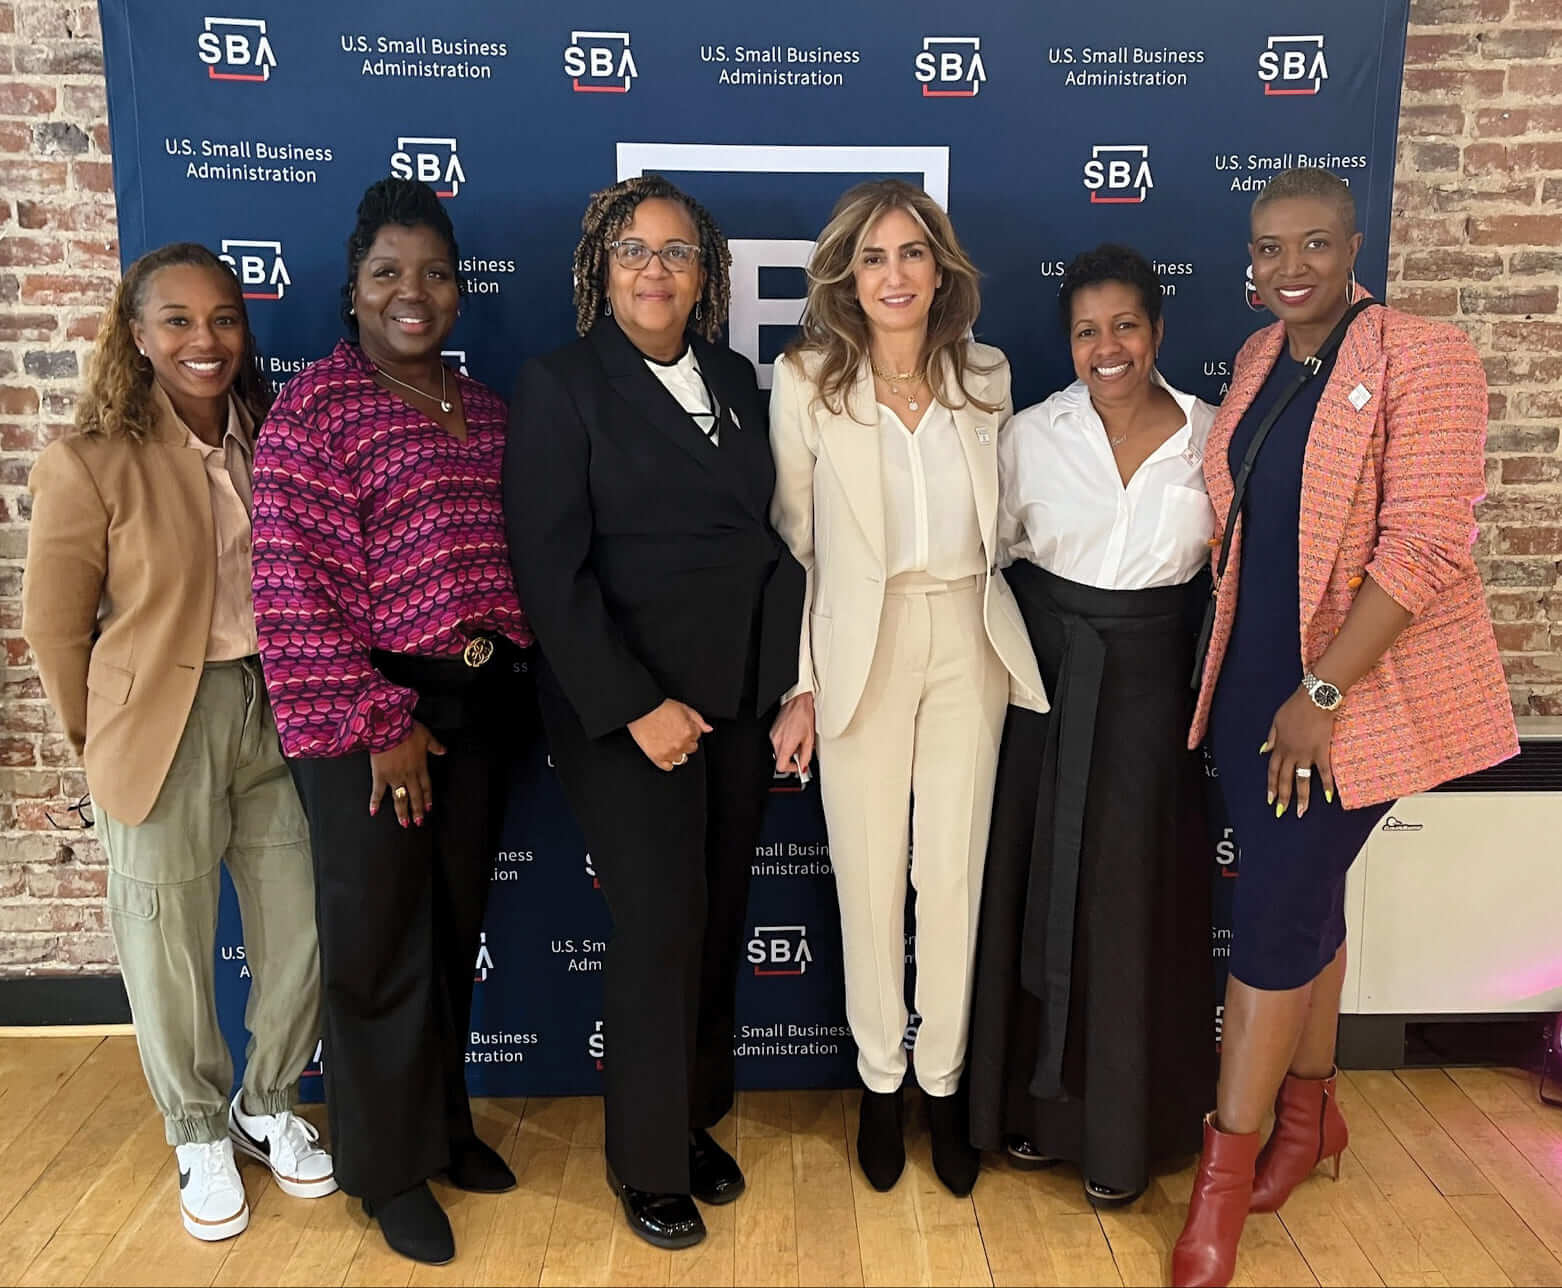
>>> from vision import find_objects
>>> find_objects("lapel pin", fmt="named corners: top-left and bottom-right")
top-left (1182, 444), bottom-right (1203, 467)
top-left (1349, 383), bottom-right (1372, 411)
top-left (976, 427), bottom-right (991, 445)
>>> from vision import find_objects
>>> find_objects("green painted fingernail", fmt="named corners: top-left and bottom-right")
top-left (1276, 800), bottom-right (1286, 818)
top-left (1259, 741), bottom-right (1271, 754)
top-left (1325, 788), bottom-right (1334, 804)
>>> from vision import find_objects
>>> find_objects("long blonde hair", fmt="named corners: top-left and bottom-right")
top-left (784, 179), bottom-right (999, 418)
top-left (75, 242), bottom-right (272, 441)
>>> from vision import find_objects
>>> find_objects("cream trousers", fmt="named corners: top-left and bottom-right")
top-left (817, 573), bottom-right (1008, 1096)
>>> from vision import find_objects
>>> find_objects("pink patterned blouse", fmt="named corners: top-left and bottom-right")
top-left (252, 340), bottom-right (530, 758)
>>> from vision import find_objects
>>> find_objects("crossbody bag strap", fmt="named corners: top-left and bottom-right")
top-left (1189, 297), bottom-right (1378, 690)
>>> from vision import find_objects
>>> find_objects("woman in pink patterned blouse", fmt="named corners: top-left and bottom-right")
top-left (251, 177), bottom-right (530, 1267)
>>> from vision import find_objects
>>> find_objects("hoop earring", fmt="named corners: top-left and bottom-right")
top-left (604, 298), bottom-right (612, 317)
top-left (1348, 268), bottom-right (1358, 299)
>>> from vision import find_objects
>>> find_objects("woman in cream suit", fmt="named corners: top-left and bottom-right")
top-left (769, 179), bottom-right (1045, 1197)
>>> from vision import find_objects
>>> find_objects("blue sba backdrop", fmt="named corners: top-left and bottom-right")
top-left (98, 0), bottom-right (1409, 1096)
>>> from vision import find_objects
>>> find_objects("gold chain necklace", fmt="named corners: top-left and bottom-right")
top-left (871, 361), bottom-right (928, 413)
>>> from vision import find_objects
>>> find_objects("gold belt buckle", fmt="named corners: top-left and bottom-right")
top-left (462, 636), bottom-right (495, 669)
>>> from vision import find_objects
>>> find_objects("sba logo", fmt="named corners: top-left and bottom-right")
top-left (441, 349), bottom-right (469, 377)
top-left (1244, 265), bottom-right (1265, 312)
top-left (473, 931), bottom-right (493, 982)
top-left (565, 30), bottom-right (637, 93)
top-left (301, 1038), bottom-right (325, 1080)
top-left (1259, 35), bottom-right (1328, 96)
top-left (1083, 145), bottom-right (1154, 205)
top-left (219, 239), bottom-right (289, 300)
top-left (748, 924), bottom-right (812, 976)
top-left (1216, 826), bottom-right (1240, 878)
top-left (915, 36), bottom-right (986, 98)
top-left (588, 1019), bottom-right (605, 1069)
top-left (391, 137), bottom-right (464, 198)
top-left (197, 16), bottom-right (276, 83)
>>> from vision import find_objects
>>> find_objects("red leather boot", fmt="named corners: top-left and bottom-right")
top-left (1249, 1068), bottom-right (1347, 1213)
top-left (1171, 1113), bottom-right (1262, 1288)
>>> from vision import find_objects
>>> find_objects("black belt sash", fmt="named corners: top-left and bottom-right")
top-left (1007, 562), bottom-right (1207, 1100)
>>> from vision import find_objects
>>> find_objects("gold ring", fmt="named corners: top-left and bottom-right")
top-left (393, 785), bottom-right (409, 800)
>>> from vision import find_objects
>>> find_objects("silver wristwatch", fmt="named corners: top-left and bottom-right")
top-left (1302, 670), bottom-right (1343, 712)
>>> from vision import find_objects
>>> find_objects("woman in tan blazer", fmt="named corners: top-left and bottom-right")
top-left (769, 180), bottom-right (1045, 1197)
top-left (22, 243), bottom-right (333, 1247)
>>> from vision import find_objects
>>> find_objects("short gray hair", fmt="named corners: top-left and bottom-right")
top-left (1251, 167), bottom-right (1356, 233)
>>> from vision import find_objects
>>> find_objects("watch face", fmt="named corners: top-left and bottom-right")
top-left (1314, 682), bottom-right (1342, 709)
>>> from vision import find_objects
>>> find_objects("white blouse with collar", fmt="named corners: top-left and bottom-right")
top-left (998, 373), bottom-right (1217, 591)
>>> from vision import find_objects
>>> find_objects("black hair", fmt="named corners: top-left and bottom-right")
top-left (1057, 243), bottom-right (1164, 334)
top-left (339, 176), bottom-right (464, 336)
top-left (1252, 166), bottom-right (1357, 233)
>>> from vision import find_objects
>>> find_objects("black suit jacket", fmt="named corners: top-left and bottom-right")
top-left (504, 319), bottom-right (804, 740)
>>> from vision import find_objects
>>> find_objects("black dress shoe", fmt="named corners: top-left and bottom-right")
top-left (689, 1129), bottom-right (745, 1205)
top-left (363, 1182), bottom-right (454, 1265)
top-left (857, 1086), bottom-right (905, 1191)
top-left (606, 1164), bottom-right (706, 1249)
top-left (927, 1090), bottom-right (980, 1197)
top-left (1084, 1177), bottom-right (1147, 1209)
top-left (445, 1136), bottom-right (516, 1193)
top-left (1005, 1135), bottom-right (1062, 1171)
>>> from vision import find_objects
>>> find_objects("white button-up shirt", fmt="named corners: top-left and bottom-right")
top-left (645, 346), bottom-right (727, 444)
top-left (998, 373), bottom-right (1216, 590)
top-left (879, 401), bottom-right (986, 580)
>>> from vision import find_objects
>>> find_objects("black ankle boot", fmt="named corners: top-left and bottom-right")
top-left (927, 1091), bottom-right (980, 1196)
top-left (445, 1135), bottom-right (516, 1193)
top-left (363, 1181), bottom-right (454, 1265)
top-left (857, 1086), bottom-right (905, 1191)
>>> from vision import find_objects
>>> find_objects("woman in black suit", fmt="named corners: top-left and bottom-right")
top-left (503, 175), bottom-right (804, 1251)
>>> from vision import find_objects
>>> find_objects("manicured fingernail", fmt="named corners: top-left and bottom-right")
top-left (1267, 791), bottom-right (1275, 805)
top-left (1298, 805), bottom-right (1307, 819)
top-left (1276, 800), bottom-right (1286, 818)
top-left (1325, 789), bottom-right (1334, 804)
top-left (1259, 741), bottom-right (1271, 754)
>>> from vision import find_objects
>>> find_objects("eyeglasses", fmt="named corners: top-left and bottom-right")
top-left (608, 240), bottom-right (702, 272)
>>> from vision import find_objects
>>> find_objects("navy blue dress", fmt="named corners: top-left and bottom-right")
top-left (1208, 349), bottom-right (1392, 991)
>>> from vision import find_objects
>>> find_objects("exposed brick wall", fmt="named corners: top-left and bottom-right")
top-left (0, 1), bottom-right (117, 976)
top-left (1, 0), bottom-right (1560, 975)
top-left (1390, 0), bottom-right (1562, 717)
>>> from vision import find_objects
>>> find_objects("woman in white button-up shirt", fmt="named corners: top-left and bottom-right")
top-left (965, 244), bottom-right (1218, 1210)
top-left (769, 180), bottom-right (1045, 1200)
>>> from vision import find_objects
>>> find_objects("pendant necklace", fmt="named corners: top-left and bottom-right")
top-left (871, 360), bottom-right (927, 412)
top-left (374, 361), bottom-right (452, 413)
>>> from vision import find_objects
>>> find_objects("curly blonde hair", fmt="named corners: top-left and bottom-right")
top-left (572, 174), bottom-right (731, 342)
top-left (76, 242), bottom-right (272, 441)
top-left (784, 179), bottom-right (999, 419)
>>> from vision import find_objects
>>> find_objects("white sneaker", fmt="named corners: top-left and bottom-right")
top-left (175, 1139), bottom-right (250, 1241)
top-left (228, 1092), bottom-right (339, 1199)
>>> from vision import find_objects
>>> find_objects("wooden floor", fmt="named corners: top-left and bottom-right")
top-left (5, 1037), bottom-right (1562, 1286)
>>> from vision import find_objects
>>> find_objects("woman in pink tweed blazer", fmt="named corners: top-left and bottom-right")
top-left (1172, 169), bottom-right (1517, 1288)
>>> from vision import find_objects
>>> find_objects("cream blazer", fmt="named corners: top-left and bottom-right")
top-left (769, 342), bottom-right (1047, 740)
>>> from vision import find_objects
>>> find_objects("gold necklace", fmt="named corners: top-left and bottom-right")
top-left (871, 361), bottom-right (928, 412)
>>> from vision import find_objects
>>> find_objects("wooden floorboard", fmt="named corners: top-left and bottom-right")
top-left (8, 1038), bottom-right (1562, 1286)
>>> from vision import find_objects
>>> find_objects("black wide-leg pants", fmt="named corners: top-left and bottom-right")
top-left (289, 715), bottom-right (512, 1202)
top-left (539, 672), bottom-right (773, 1194)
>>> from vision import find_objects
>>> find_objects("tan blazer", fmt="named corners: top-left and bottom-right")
top-left (769, 342), bottom-right (1047, 740)
top-left (22, 390), bottom-right (249, 825)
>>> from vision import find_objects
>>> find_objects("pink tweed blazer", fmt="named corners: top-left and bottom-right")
top-left (1189, 296), bottom-right (1518, 807)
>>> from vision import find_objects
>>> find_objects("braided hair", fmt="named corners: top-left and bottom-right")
top-left (572, 174), bottom-right (731, 341)
top-left (339, 176), bottom-right (464, 336)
